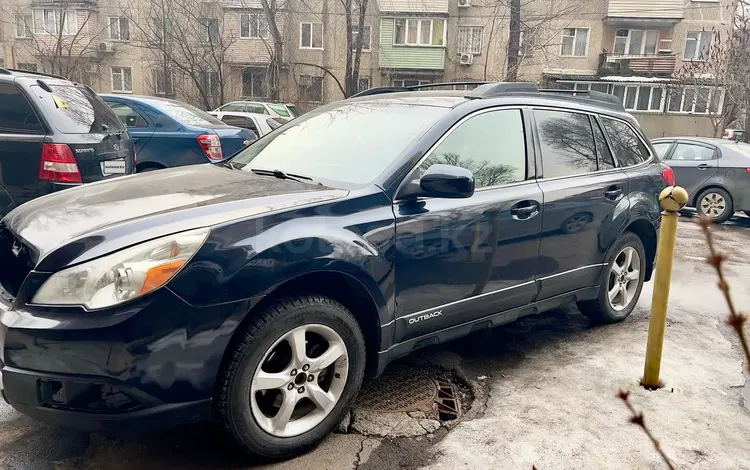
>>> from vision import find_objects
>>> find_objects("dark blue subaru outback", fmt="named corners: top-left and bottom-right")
top-left (0, 83), bottom-right (669, 459)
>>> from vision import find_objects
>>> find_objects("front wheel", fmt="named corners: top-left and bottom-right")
top-left (577, 232), bottom-right (646, 324)
top-left (216, 295), bottom-right (366, 459)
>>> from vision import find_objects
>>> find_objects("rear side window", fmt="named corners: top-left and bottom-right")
top-left (600, 118), bottom-right (649, 167)
top-left (592, 119), bottom-right (615, 170)
top-left (144, 99), bottom-right (226, 127)
top-left (31, 83), bottom-right (125, 134)
top-left (109, 102), bottom-right (149, 128)
top-left (670, 143), bottom-right (716, 161)
top-left (535, 109), bottom-right (597, 177)
top-left (652, 142), bottom-right (672, 158)
top-left (0, 83), bottom-right (43, 134)
top-left (418, 109), bottom-right (526, 188)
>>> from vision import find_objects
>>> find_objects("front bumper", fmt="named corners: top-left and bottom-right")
top-left (0, 285), bottom-right (252, 432)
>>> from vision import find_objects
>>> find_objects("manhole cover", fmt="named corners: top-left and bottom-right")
top-left (355, 365), bottom-right (438, 412)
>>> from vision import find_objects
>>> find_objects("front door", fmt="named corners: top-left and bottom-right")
top-left (663, 140), bottom-right (719, 196)
top-left (393, 108), bottom-right (543, 343)
top-left (533, 110), bottom-right (633, 300)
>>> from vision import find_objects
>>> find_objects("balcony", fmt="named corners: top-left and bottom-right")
top-left (605, 0), bottom-right (683, 25)
top-left (598, 53), bottom-right (677, 77)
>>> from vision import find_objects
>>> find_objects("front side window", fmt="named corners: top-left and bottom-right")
top-left (268, 104), bottom-right (291, 118)
top-left (458, 26), bottom-right (483, 55)
top-left (109, 17), bottom-right (130, 41)
top-left (299, 75), bottom-right (323, 102)
top-left (300, 22), bottom-right (323, 49)
top-left (670, 143), bottom-right (716, 161)
top-left (221, 115), bottom-right (259, 134)
top-left (247, 103), bottom-right (270, 114)
top-left (393, 18), bottom-right (445, 46)
top-left (419, 109), bottom-right (526, 188)
top-left (561, 28), bottom-right (588, 57)
top-left (240, 12), bottom-right (268, 39)
top-left (600, 118), bottom-right (649, 167)
top-left (535, 110), bottom-right (597, 177)
top-left (111, 66), bottom-right (133, 92)
top-left (228, 101), bottom-right (449, 187)
top-left (220, 103), bottom-right (245, 112)
top-left (0, 83), bottom-right (43, 134)
top-left (685, 31), bottom-right (712, 60)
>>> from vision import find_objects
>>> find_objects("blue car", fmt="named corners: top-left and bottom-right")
top-left (1, 82), bottom-right (667, 460)
top-left (101, 95), bottom-right (256, 172)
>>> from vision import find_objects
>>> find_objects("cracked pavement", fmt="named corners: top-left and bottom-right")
top-left (1, 214), bottom-right (749, 469)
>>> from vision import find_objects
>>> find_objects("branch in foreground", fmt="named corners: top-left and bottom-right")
top-left (697, 216), bottom-right (750, 371)
top-left (617, 390), bottom-right (676, 470)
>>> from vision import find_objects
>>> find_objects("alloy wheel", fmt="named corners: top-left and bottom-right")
top-left (249, 324), bottom-right (349, 438)
top-left (700, 192), bottom-right (727, 219)
top-left (607, 246), bottom-right (641, 312)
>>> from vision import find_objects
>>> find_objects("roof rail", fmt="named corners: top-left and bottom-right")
top-left (1, 68), bottom-right (68, 80)
top-left (349, 81), bottom-right (490, 98)
top-left (464, 82), bottom-right (539, 99)
top-left (536, 88), bottom-right (626, 112)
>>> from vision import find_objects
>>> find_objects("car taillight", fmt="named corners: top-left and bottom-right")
top-left (661, 166), bottom-right (675, 186)
top-left (197, 134), bottom-right (223, 161)
top-left (39, 144), bottom-right (82, 183)
top-left (746, 168), bottom-right (750, 174)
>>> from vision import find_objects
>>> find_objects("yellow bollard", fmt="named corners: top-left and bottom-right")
top-left (642, 185), bottom-right (689, 389)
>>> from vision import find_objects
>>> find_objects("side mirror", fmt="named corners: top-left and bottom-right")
top-left (420, 164), bottom-right (475, 198)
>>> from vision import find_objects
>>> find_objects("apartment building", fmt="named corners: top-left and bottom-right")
top-left (0, 0), bottom-right (735, 136)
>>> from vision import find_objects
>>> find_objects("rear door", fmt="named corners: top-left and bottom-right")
top-left (220, 114), bottom-right (261, 137)
top-left (0, 81), bottom-right (46, 213)
top-left (662, 141), bottom-right (719, 196)
top-left (29, 81), bottom-right (135, 181)
top-left (533, 109), bottom-right (631, 300)
top-left (107, 99), bottom-right (155, 154)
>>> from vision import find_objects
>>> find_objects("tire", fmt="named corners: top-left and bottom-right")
top-left (577, 232), bottom-right (647, 324)
top-left (696, 188), bottom-right (733, 224)
top-left (217, 295), bottom-right (366, 459)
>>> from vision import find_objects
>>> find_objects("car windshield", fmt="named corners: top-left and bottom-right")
top-left (228, 101), bottom-right (448, 186)
top-left (268, 103), bottom-right (291, 117)
top-left (143, 98), bottom-right (226, 127)
top-left (31, 83), bottom-right (125, 134)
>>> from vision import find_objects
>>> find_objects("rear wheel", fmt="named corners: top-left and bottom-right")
top-left (577, 232), bottom-right (646, 324)
top-left (697, 188), bottom-right (733, 224)
top-left (216, 295), bottom-right (366, 459)
top-left (136, 164), bottom-right (164, 173)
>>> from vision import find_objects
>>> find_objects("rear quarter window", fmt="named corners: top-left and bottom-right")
top-left (600, 117), bottom-right (650, 167)
top-left (0, 82), bottom-right (43, 134)
top-left (31, 83), bottom-right (124, 134)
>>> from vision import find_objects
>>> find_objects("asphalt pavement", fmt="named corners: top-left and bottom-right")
top-left (1, 214), bottom-right (749, 469)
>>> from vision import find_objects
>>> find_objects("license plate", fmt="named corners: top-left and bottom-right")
top-left (101, 159), bottom-right (126, 175)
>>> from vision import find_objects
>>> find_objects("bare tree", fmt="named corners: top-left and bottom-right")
top-left (343, 0), bottom-right (369, 96)
top-left (506, 0), bottom-right (521, 81)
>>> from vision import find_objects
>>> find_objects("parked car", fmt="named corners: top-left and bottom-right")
top-left (213, 100), bottom-right (297, 121)
top-left (0, 68), bottom-right (135, 219)
top-left (651, 137), bottom-right (750, 223)
top-left (722, 128), bottom-right (746, 142)
top-left (102, 95), bottom-right (256, 172)
top-left (0, 82), bottom-right (667, 460)
top-left (208, 111), bottom-right (284, 137)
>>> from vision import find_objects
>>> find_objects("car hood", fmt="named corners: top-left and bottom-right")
top-left (2, 164), bottom-right (346, 270)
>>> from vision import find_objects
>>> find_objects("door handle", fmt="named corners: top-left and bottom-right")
top-left (604, 186), bottom-right (623, 200)
top-left (511, 201), bottom-right (540, 220)
top-left (697, 164), bottom-right (711, 170)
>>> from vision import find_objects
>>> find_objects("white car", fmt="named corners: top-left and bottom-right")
top-left (209, 111), bottom-right (285, 137)
top-left (213, 101), bottom-right (298, 121)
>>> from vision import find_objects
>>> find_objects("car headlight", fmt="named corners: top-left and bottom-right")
top-left (32, 228), bottom-right (209, 310)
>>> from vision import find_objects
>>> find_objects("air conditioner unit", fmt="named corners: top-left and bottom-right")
top-left (459, 53), bottom-right (473, 65)
top-left (458, 0), bottom-right (471, 8)
top-left (98, 42), bottom-right (115, 53)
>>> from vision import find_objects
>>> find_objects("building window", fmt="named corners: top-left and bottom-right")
top-left (109, 17), bottom-right (130, 41)
top-left (356, 76), bottom-right (371, 93)
top-left (614, 29), bottom-right (659, 55)
top-left (519, 29), bottom-right (535, 57)
top-left (240, 12), bottom-right (268, 39)
top-left (561, 28), bottom-right (588, 57)
top-left (393, 79), bottom-right (431, 87)
top-left (300, 22), bottom-right (323, 49)
top-left (558, 81), bottom-right (665, 112)
top-left (299, 75), bottom-right (323, 102)
top-left (199, 71), bottom-right (220, 96)
top-left (18, 63), bottom-right (37, 72)
top-left (111, 67), bottom-right (133, 92)
top-left (152, 69), bottom-right (174, 95)
top-left (33, 9), bottom-right (77, 35)
top-left (668, 86), bottom-right (722, 114)
top-left (453, 83), bottom-right (480, 90)
top-left (684, 31), bottom-right (712, 61)
top-left (201, 18), bottom-right (220, 43)
top-left (242, 69), bottom-right (268, 98)
top-left (352, 25), bottom-right (371, 51)
top-left (15, 13), bottom-right (33, 38)
top-left (393, 18), bottom-right (446, 46)
top-left (458, 26), bottom-right (482, 55)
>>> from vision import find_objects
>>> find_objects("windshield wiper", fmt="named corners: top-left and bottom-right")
top-left (251, 168), bottom-right (313, 183)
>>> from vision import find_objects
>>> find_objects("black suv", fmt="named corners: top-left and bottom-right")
top-left (0, 68), bottom-right (135, 217)
top-left (0, 82), bottom-right (668, 460)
